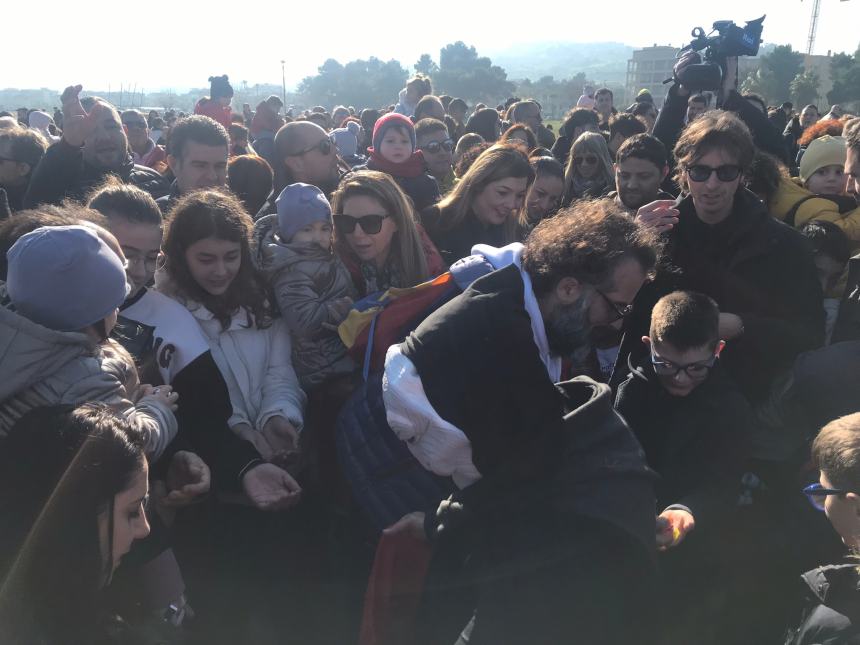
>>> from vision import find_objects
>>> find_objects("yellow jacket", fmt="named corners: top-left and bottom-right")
top-left (770, 177), bottom-right (860, 245)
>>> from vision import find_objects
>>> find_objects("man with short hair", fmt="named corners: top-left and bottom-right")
top-left (594, 88), bottom-right (616, 131)
top-left (415, 118), bottom-right (455, 194)
top-left (121, 109), bottom-right (167, 170)
top-left (801, 104), bottom-right (820, 128)
top-left (509, 99), bottom-right (555, 149)
top-left (0, 128), bottom-right (48, 213)
top-left (23, 85), bottom-right (168, 208)
top-left (686, 94), bottom-right (709, 124)
top-left (610, 134), bottom-right (672, 214)
top-left (447, 98), bottom-right (468, 143)
top-left (607, 113), bottom-right (647, 159)
top-left (157, 115), bottom-right (229, 212)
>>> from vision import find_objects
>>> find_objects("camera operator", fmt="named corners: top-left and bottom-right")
top-left (653, 52), bottom-right (790, 172)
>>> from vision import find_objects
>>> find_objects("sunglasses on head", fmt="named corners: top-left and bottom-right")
top-left (289, 138), bottom-right (334, 157)
top-left (419, 139), bottom-right (454, 154)
top-left (333, 213), bottom-right (389, 235)
top-left (685, 164), bottom-right (742, 182)
top-left (575, 155), bottom-right (599, 166)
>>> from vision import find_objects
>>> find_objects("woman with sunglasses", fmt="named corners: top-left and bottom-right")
top-left (627, 110), bottom-right (823, 405)
top-left (422, 143), bottom-right (534, 267)
top-left (331, 170), bottom-right (444, 296)
top-left (562, 131), bottom-right (614, 206)
top-left (788, 413), bottom-right (860, 644)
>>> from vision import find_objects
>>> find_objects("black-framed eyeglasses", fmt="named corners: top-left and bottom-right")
top-left (419, 139), bottom-right (454, 154)
top-left (650, 351), bottom-right (718, 380)
top-left (596, 289), bottom-right (633, 323)
top-left (288, 138), bottom-right (334, 157)
top-left (685, 164), bottom-right (742, 183)
top-left (333, 213), bottom-right (389, 235)
top-left (803, 482), bottom-right (849, 511)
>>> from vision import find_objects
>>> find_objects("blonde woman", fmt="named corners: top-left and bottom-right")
top-left (563, 131), bottom-right (614, 206)
top-left (422, 143), bottom-right (534, 266)
top-left (331, 170), bottom-right (444, 295)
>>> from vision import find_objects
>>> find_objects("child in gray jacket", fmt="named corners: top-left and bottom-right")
top-left (254, 183), bottom-right (356, 390)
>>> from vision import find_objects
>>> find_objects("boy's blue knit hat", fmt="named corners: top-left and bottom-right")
top-left (6, 225), bottom-right (129, 331)
top-left (371, 112), bottom-right (416, 154)
top-left (276, 183), bottom-right (332, 242)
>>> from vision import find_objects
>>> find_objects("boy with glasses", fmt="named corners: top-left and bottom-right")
top-left (788, 413), bottom-right (860, 644)
top-left (615, 289), bottom-right (753, 641)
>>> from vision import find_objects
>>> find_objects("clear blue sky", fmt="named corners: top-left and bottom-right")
top-left (4, 0), bottom-right (857, 91)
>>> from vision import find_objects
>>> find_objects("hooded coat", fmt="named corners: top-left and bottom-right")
top-left (0, 301), bottom-right (176, 459)
top-left (253, 214), bottom-right (356, 389)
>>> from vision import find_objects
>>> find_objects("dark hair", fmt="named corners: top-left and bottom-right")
top-left (414, 118), bottom-right (449, 140)
top-left (561, 108), bottom-right (599, 137)
top-left (0, 204), bottom-right (106, 280)
top-left (227, 154), bottom-right (274, 217)
top-left (529, 147), bottom-right (554, 159)
top-left (595, 88), bottom-right (614, 101)
top-left (454, 141), bottom-right (491, 177)
top-left (649, 290), bottom-right (720, 351)
top-left (87, 178), bottom-right (163, 226)
top-left (163, 189), bottom-right (271, 329)
top-left (228, 123), bottom-right (249, 140)
top-left (746, 151), bottom-right (790, 207)
top-left (616, 134), bottom-right (667, 170)
top-left (167, 115), bottom-right (229, 160)
top-left (781, 101), bottom-right (793, 110)
top-left (531, 155), bottom-right (564, 181)
top-left (690, 94), bottom-right (710, 107)
top-left (414, 96), bottom-right (444, 122)
top-left (448, 98), bottom-right (467, 114)
top-left (0, 128), bottom-right (48, 170)
top-left (631, 102), bottom-right (656, 118)
top-left (801, 220), bottom-right (851, 265)
top-left (521, 198), bottom-right (661, 297)
top-left (742, 93), bottom-right (767, 114)
top-left (673, 110), bottom-right (755, 192)
top-left (507, 100), bottom-right (540, 124)
top-left (609, 113), bottom-right (647, 141)
top-left (0, 404), bottom-right (145, 643)
top-left (465, 108), bottom-right (500, 142)
top-left (813, 413), bottom-right (860, 492)
top-left (500, 124), bottom-right (537, 150)
top-left (439, 95), bottom-right (452, 109)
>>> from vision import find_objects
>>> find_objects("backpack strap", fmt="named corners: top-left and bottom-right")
top-left (784, 194), bottom-right (825, 227)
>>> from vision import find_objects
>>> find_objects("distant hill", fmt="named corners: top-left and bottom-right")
top-left (485, 41), bottom-right (636, 83)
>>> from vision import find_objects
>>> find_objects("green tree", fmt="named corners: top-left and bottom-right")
top-left (827, 47), bottom-right (860, 105)
top-left (433, 42), bottom-right (515, 104)
top-left (297, 57), bottom-right (407, 109)
top-left (757, 45), bottom-right (804, 103)
top-left (790, 70), bottom-right (820, 107)
top-left (414, 54), bottom-right (438, 77)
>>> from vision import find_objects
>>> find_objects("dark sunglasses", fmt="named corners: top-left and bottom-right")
top-left (596, 289), bottom-right (633, 323)
top-left (686, 164), bottom-right (742, 182)
top-left (650, 352), bottom-right (717, 380)
top-left (333, 213), bottom-right (389, 235)
top-left (803, 482), bottom-right (849, 511)
top-left (123, 121), bottom-right (148, 130)
top-left (289, 138), bottom-right (334, 157)
top-left (575, 155), bottom-right (599, 166)
top-left (419, 139), bottom-right (454, 154)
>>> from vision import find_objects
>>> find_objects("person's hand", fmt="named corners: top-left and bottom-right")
top-left (718, 313), bottom-right (744, 340)
top-left (242, 462), bottom-right (302, 511)
top-left (329, 296), bottom-right (354, 322)
top-left (163, 451), bottom-right (210, 507)
top-left (383, 512), bottom-right (427, 541)
top-left (656, 509), bottom-right (695, 550)
top-left (60, 85), bottom-right (102, 147)
top-left (261, 416), bottom-right (300, 472)
top-left (139, 384), bottom-right (179, 412)
top-left (673, 50), bottom-right (701, 96)
top-left (636, 200), bottom-right (679, 233)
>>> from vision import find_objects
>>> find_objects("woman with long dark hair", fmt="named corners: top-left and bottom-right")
top-left (0, 403), bottom-right (150, 644)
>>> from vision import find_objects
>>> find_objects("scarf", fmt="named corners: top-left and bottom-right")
top-left (367, 149), bottom-right (427, 178)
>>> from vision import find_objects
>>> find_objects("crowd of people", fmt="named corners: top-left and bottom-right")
top-left (1, 57), bottom-right (860, 644)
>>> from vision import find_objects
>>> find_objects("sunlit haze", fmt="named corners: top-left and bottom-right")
top-left (4, 0), bottom-right (857, 91)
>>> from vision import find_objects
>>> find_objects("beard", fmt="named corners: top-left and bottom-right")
top-left (544, 292), bottom-right (594, 360)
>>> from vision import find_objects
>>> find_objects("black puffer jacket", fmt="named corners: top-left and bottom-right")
top-left (616, 188), bottom-right (824, 403)
top-left (786, 564), bottom-right (860, 644)
top-left (23, 139), bottom-right (168, 208)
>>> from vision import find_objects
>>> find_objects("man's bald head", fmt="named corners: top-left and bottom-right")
top-left (273, 120), bottom-right (339, 191)
top-left (275, 120), bottom-right (329, 156)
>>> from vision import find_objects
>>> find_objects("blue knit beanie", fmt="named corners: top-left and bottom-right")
top-left (6, 225), bottom-right (129, 332)
top-left (276, 183), bottom-right (332, 242)
top-left (330, 121), bottom-right (361, 158)
top-left (371, 112), bottom-right (416, 154)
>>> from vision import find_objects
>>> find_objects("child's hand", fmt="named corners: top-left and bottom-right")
top-left (329, 296), bottom-right (354, 322)
top-left (656, 509), bottom-right (695, 550)
top-left (140, 384), bottom-right (179, 412)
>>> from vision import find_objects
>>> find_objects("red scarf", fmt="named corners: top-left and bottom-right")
top-left (366, 149), bottom-right (427, 178)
